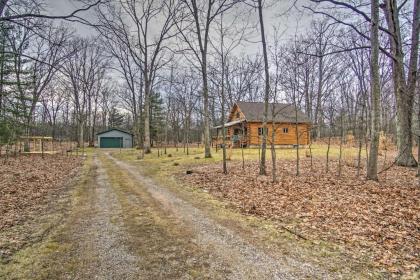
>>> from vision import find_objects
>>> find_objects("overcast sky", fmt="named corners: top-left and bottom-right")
top-left (44, 0), bottom-right (316, 54)
top-left (41, 0), bottom-right (317, 107)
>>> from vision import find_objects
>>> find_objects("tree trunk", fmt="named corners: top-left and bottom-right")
top-left (326, 128), bottom-right (331, 173)
top-left (295, 111), bottom-right (300, 176)
top-left (164, 116), bottom-right (168, 154)
top-left (78, 119), bottom-right (84, 151)
top-left (24, 125), bottom-right (30, 152)
top-left (367, 0), bottom-right (381, 180)
top-left (271, 121), bottom-right (277, 182)
top-left (133, 116), bottom-right (141, 149)
top-left (357, 113), bottom-right (364, 177)
top-left (383, 0), bottom-right (418, 167)
top-left (89, 111), bottom-right (96, 147)
top-left (202, 64), bottom-right (211, 158)
top-left (257, 0), bottom-right (269, 176)
top-left (315, 52), bottom-right (324, 139)
top-left (241, 122), bottom-right (245, 170)
top-left (338, 111), bottom-right (344, 177)
top-left (221, 106), bottom-right (227, 174)
top-left (143, 82), bottom-right (151, 154)
top-left (186, 119), bottom-right (190, 156)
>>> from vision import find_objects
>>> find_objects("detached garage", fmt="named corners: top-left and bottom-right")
top-left (97, 128), bottom-right (133, 148)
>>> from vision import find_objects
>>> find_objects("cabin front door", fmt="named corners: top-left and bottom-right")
top-left (232, 128), bottom-right (243, 148)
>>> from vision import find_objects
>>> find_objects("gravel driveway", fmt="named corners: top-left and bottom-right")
top-left (3, 151), bottom-right (333, 279)
top-left (101, 152), bottom-right (330, 279)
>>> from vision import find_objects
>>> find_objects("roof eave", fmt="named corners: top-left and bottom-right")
top-left (96, 128), bottom-right (134, 136)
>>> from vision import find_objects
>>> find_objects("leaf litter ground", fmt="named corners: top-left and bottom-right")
top-left (0, 154), bottom-right (82, 261)
top-left (183, 158), bottom-right (419, 276)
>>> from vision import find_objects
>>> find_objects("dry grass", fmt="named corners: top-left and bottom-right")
top-left (100, 154), bottom-right (227, 279)
top-left (0, 154), bottom-right (82, 231)
top-left (113, 144), bottom-right (419, 278)
top-left (0, 154), bottom-right (83, 264)
top-left (112, 146), bottom-right (394, 279)
top-left (0, 156), bottom-right (91, 279)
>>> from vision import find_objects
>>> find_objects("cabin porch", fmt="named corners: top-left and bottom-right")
top-left (212, 119), bottom-right (248, 148)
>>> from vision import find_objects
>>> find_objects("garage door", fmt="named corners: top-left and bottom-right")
top-left (100, 137), bottom-right (123, 148)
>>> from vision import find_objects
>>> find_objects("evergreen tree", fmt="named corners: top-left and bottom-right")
top-left (108, 107), bottom-right (125, 128)
top-left (5, 21), bottom-right (35, 151)
top-left (150, 91), bottom-right (165, 144)
top-left (0, 20), bottom-right (30, 146)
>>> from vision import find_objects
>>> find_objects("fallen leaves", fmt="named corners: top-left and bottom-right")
top-left (0, 155), bottom-right (82, 231)
top-left (182, 158), bottom-right (420, 276)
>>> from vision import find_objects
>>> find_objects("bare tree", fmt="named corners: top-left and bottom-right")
top-left (62, 38), bottom-right (108, 149)
top-left (98, 28), bottom-right (143, 148)
top-left (97, 0), bottom-right (180, 154)
top-left (40, 79), bottom-right (66, 139)
top-left (209, 6), bottom-right (245, 174)
top-left (256, 0), bottom-right (269, 175)
top-left (367, 0), bottom-right (381, 180)
top-left (176, 0), bottom-right (240, 158)
top-left (173, 69), bottom-right (200, 156)
top-left (381, 0), bottom-right (420, 167)
top-left (307, 0), bottom-right (420, 167)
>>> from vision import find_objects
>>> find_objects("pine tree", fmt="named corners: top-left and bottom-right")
top-left (0, 21), bottom-right (23, 146)
top-left (108, 107), bottom-right (125, 128)
top-left (0, 20), bottom-right (35, 150)
top-left (150, 91), bottom-right (165, 145)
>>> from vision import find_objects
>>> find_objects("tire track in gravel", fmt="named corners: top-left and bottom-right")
top-left (69, 155), bottom-right (141, 279)
top-left (105, 152), bottom-right (332, 280)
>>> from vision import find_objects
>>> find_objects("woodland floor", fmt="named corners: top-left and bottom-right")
top-left (0, 147), bottom-right (418, 279)
top-left (0, 154), bottom-right (82, 261)
top-left (112, 146), bottom-right (420, 279)
top-left (1, 150), bottom-right (352, 279)
top-left (181, 151), bottom-right (420, 278)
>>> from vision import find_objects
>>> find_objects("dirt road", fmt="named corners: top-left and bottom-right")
top-left (2, 151), bottom-right (332, 279)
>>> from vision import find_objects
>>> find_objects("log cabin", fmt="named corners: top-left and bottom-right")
top-left (212, 101), bottom-right (311, 148)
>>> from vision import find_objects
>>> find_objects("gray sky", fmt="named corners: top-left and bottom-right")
top-left (44, 0), bottom-right (315, 50)
top-left (42, 0), bottom-right (317, 108)
top-left (44, 0), bottom-right (98, 36)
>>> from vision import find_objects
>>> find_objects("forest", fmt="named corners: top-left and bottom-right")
top-left (0, 0), bottom-right (419, 279)
top-left (0, 0), bottom-right (419, 179)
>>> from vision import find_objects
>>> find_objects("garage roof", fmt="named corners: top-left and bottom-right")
top-left (96, 128), bottom-right (134, 136)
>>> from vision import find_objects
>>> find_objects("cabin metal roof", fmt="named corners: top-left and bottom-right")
top-left (213, 119), bottom-right (245, 129)
top-left (233, 101), bottom-right (311, 123)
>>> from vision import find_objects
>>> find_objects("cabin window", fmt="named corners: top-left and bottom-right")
top-left (258, 127), bottom-right (268, 136)
top-left (283, 128), bottom-right (289, 133)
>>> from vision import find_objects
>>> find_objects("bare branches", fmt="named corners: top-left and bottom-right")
top-left (303, 3), bottom-right (395, 60)
top-left (1, 0), bottom-right (103, 22)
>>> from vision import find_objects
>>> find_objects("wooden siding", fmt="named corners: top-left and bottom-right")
top-left (213, 122), bottom-right (310, 147)
top-left (213, 103), bottom-right (311, 147)
top-left (245, 122), bottom-right (310, 145)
